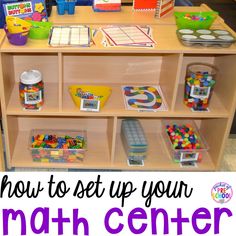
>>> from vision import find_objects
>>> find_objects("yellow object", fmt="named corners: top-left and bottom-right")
top-left (68, 85), bottom-right (112, 109)
top-left (6, 16), bottom-right (32, 34)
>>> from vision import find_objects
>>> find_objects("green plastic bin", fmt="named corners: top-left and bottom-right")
top-left (174, 11), bottom-right (218, 30)
top-left (27, 21), bottom-right (53, 39)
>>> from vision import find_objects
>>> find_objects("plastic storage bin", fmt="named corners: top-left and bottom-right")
top-left (162, 120), bottom-right (208, 163)
top-left (19, 70), bottom-right (44, 110)
top-left (184, 63), bottom-right (217, 111)
top-left (68, 85), bottom-right (112, 109)
top-left (56, 0), bottom-right (76, 15)
top-left (4, 25), bottom-right (29, 46)
top-left (27, 21), bottom-right (53, 39)
top-left (30, 129), bottom-right (87, 163)
top-left (174, 11), bottom-right (218, 30)
top-left (6, 16), bottom-right (32, 33)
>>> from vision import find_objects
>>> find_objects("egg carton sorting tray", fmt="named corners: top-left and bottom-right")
top-left (177, 29), bottom-right (236, 47)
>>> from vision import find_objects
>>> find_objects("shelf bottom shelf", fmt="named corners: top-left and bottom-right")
top-left (10, 131), bottom-right (216, 171)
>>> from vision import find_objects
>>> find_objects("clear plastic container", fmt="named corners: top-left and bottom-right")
top-left (19, 70), bottom-right (44, 110)
top-left (29, 129), bottom-right (87, 163)
top-left (162, 120), bottom-right (209, 163)
top-left (184, 63), bottom-right (218, 111)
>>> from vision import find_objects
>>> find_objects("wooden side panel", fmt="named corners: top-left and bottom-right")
top-left (58, 53), bottom-right (63, 111)
top-left (200, 118), bottom-right (228, 168)
top-left (214, 55), bottom-right (236, 112)
top-left (0, 132), bottom-right (4, 171)
top-left (159, 53), bottom-right (183, 110)
top-left (6, 116), bottom-right (18, 168)
top-left (1, 54), bottom-right (15, 107)
top-left (107, 116), bottom-right (117, 162)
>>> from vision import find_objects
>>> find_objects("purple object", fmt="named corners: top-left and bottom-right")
top-left (4, 25), bottom-right (29, 46)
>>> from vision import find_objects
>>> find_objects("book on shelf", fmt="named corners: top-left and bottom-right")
top-left (3, 0), bottom-right (48, 21)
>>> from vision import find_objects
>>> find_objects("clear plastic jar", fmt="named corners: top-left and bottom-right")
top-left (184, 63), bottom-right (217, 111)
top-left (19, 70), bottom-right (44, 110)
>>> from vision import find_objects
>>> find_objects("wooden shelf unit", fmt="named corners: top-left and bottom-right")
top-left (0, 29), bottom-right (5, 171)
top-left (0, 6), bottom-right (236, 171)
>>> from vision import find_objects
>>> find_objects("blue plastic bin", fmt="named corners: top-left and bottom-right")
top-left (56, 0), bottom-right (76, 15)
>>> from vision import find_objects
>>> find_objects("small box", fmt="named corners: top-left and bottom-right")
top-left (30, 129), bottom-right (87, 163)
top-left (162, 120), bottom-right (208, 163)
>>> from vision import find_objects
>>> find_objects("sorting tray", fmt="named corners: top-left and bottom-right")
top-left (177, 29), bottom-right (236, 47)
top-left (49, 26), bottom-right (91, 47)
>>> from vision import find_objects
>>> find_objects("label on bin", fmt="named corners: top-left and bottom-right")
top-left (180, 152), bottom-right (199, 162)
top-left (24, 91), bottom-right (42, 105)
top-left (190, 86), bottom-right (211, 99)
top-left (80, 99), bottom-right (100, 112)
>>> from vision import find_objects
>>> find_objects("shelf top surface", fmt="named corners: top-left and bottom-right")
top-left (49, 5), bottom-right (219, 25)
top-left (0, 5), bottom-right (236, 53)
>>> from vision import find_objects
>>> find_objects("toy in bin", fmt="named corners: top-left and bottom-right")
top-left (30, 129), bottom-right (87, 163)
top-left (68, 85), bottom-right (112, 111)
top-left (163, 120), bottom-right (208, 163)
top-left (184, 63), bottom-right (217, 111)
top-left (174, 11), bottom-right (218, 30)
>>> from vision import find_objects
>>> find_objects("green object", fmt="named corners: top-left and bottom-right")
top-left (27, 21), bottom-right (53, 39)
top-left (174, 11), bottom-right (218, 30)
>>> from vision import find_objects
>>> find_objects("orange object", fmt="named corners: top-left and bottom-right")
top-left (133, 0), bottom-right (157, 10)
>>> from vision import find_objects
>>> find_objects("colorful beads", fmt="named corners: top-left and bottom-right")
top-left (31, 133), bottom-right (86, 163)
top-left (166, 124), bottom-right (201, 150)
top-left (184, 65), bottom-right (217, 111)
top-left (184, 13), bottom-right (206, 21)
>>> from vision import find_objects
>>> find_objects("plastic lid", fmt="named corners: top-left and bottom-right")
top-left (20, 70), bottom-right (42, 85)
